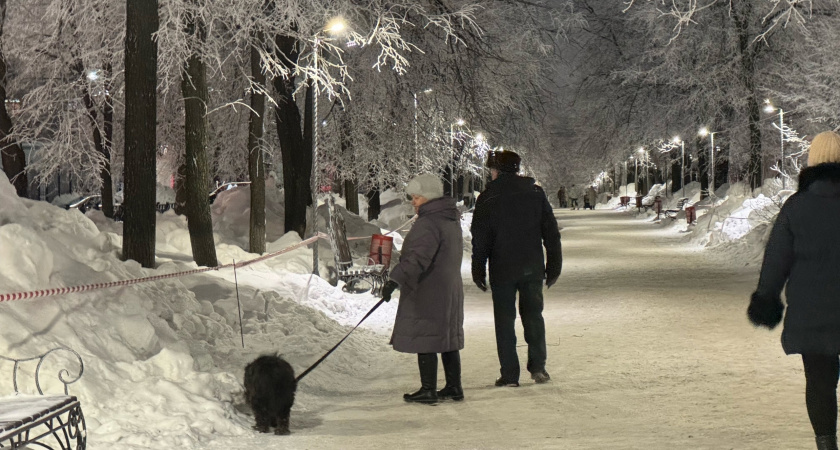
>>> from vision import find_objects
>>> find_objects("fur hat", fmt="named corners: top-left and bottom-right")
top-left (486, 151), bottom-right (521, 173)
top-left (405, 173), bottom-right (443, 200)
top-left (808, 131), bottom-right (840, 166)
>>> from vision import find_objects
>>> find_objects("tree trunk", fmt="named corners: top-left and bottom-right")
top-left (0, 0), bottom-right (26, 197)
top-left (733, 1), bottom-right (763, 190)
top-left (272, 35), bottom-right (310, 238)
top-left (366, 188), bottom-right (380, 221)
top-left (338, 106), bottom-right (358, 215)
top-left (248, 36), bottom-right (266, 254)
top-left (181, 9), bottom-right (217, 267)
top-left (101, 64), bottom-right (115, 218)
top-left (122, 0), bottom-right (158, 268)
top-left (80, 74), bottom-right (114, 218)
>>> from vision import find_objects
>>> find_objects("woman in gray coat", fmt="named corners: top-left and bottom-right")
top-left (749, 131), bottom-right (840, 450)
top-left (380, 173), bottom-right (465, 404)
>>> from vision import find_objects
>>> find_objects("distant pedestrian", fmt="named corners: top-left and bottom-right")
top-left (471, 151), bottom-right (562, 387)
top-left (557, 185), bottom-right (567, 208)
top-left (567, 184), bottom-right (579, 210)
top-left (586, 185), bottom-right (597, 210)
top-left (380, 173), bottom-right (465, 404)
top-left (748, 130), bottom-right (840, 450)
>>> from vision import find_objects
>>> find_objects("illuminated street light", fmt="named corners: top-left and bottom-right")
top-left (672, 136), bottom-right (685, 194)
top-left (325, 17), bottom-right (348, 35)
top-left (310, 16), bottom-right (351, 276)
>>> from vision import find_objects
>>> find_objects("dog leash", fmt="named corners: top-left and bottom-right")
top-left (295, 298), bottom-right (386, 382)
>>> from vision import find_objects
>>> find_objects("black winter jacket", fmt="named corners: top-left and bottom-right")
top-left (471, 173), bottom-right (562, 285)
top-left (751, 163), bottom-right (840, 354)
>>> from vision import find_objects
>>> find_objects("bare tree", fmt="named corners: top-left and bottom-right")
top-left (0, 0), bottom-right (26, 197)
top-left (122, 0), bottom-right (158, 268)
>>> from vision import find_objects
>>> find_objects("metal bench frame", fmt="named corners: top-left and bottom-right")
top-left (325, 196), bottom-right (388, 294)
top-left (0, 348), bottom-right (86, 450)
top-left (665, 197), bottom-right (690, 219)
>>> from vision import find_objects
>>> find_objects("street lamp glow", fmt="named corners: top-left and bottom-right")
top-left (87, 70), bottom-right (99, 81)
top-left (456, 119), bottom-right (465, 126)
top-left (672, 136), bottom-right (681, 144)
top-left (423, 88), bottom-right (433, 94)
top-left (638, 147), bottom-right (645, 154)
top-left (475, 133), bottom-right (485, 142)
top-left (325, 17), bottom-right (348, 36)
top-left (699, 127), bottom-right (709, 137)
top-left (764, 99), bottom-right (776, 113)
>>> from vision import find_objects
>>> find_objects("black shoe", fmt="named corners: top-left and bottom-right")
top-left (437, 385), bottom-right (464, 401)
top-left (531, 370), bottom-right (551, 384)
top-left (494, 377), bottom-right (519, 387)
top-left (403, 388), bottom-right (438, 404)
top-left (816, 435), bottom-right (839, 450)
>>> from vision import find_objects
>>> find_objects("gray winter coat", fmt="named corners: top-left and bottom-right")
top-left (389, 197), bottom-right (465, 354)
top-left (752, 163), bottom-right (840, 354)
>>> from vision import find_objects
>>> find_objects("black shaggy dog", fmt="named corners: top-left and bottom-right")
top-left (244, 354), bottom-right (297, 435)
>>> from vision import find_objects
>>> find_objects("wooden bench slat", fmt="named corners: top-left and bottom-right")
top-left (0, 395), bottom-right (76, 432)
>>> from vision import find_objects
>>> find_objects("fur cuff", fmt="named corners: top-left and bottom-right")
top-left (747, 292), bottom-right (784, 329)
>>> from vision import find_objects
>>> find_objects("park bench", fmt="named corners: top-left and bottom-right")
top-left (325, 196), bottom-right (389, 294)
top-left (0, 347), bottom-right (86, 450)
top-left (664, 197), bottom-right (690, 220)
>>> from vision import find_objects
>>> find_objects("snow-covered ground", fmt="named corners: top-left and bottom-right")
top-left (0, 172), bottom-right (815, 449)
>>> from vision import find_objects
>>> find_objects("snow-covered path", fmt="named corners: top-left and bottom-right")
top-left (209, 209), bottom-right (812, 449)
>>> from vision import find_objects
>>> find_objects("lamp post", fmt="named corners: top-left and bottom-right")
top-left (672, 136), bottom-right (684, 194)
top-left (309, 17), bottom-right (348, 276)
top-left (637, 147), bottom-right (647, 196)
top-left (764, 99), bottom-right (785, 189)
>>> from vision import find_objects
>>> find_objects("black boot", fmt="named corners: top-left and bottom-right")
top-left (404, 353), bottom-right (438, 404)
top-left (816, 435), bottom-right (839, 450)
top-left (438, 351), bottom-right (464, 401)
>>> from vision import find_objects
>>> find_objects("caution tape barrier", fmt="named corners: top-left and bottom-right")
top-left (0, 233), bottom-right (328, 303)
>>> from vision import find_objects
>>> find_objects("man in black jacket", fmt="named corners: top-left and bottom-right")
top-left (471, 151), bottom-right (562, 386)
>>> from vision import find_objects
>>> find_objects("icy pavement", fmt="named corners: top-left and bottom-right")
top-left (204, 209), bottom-right (812, 450)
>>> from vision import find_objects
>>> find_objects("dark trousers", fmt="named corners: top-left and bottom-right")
top-left (491, 279), bottom-right (546, 382)
top-left (802, 354), bottom-right (840, 436)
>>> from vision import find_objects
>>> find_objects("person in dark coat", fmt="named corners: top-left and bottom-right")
top-left (380, 173), bottom-right (465, 404)
top-left (471, 151), bottom-right (562, 387)
top-left (557, 185), bottom-right (567, 208)
top-left (748, 131), bottom-right (840, 450)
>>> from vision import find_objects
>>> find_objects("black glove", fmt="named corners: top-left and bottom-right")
top-left (747, 292), bottom-right (784, 329)
top-left (472, 262), bottom-right (488, 292)
top-left (545, 265), bottom-right (561, 289)
top-left (381, 280), bottom-right (399, 302)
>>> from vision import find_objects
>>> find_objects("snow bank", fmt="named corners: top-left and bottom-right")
top-left (0, 172), bottom-right (399, 449)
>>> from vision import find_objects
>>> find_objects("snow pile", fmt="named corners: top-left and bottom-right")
top-left (210, 180), bottom-right (286, 248)
top-left (0, 172), bottom-right (400, 449)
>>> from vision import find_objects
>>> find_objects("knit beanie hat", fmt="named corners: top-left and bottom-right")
top-left (808, 131), bottom-right (840, 166)
top-left (405, 173), bottom-right (444, 200)
top-left (486, 150), bottom-right (521, 173)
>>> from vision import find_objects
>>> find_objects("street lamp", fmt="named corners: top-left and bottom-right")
top-left (764, 99), bottom-right (786, 189)
top-left (310, 16), bottom-right (349, 276)
top-left (672, 136), bottom-right (685, 195)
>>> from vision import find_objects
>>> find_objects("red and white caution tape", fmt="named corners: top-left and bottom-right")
top-left (0, 233), bottom-right (327, 303)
